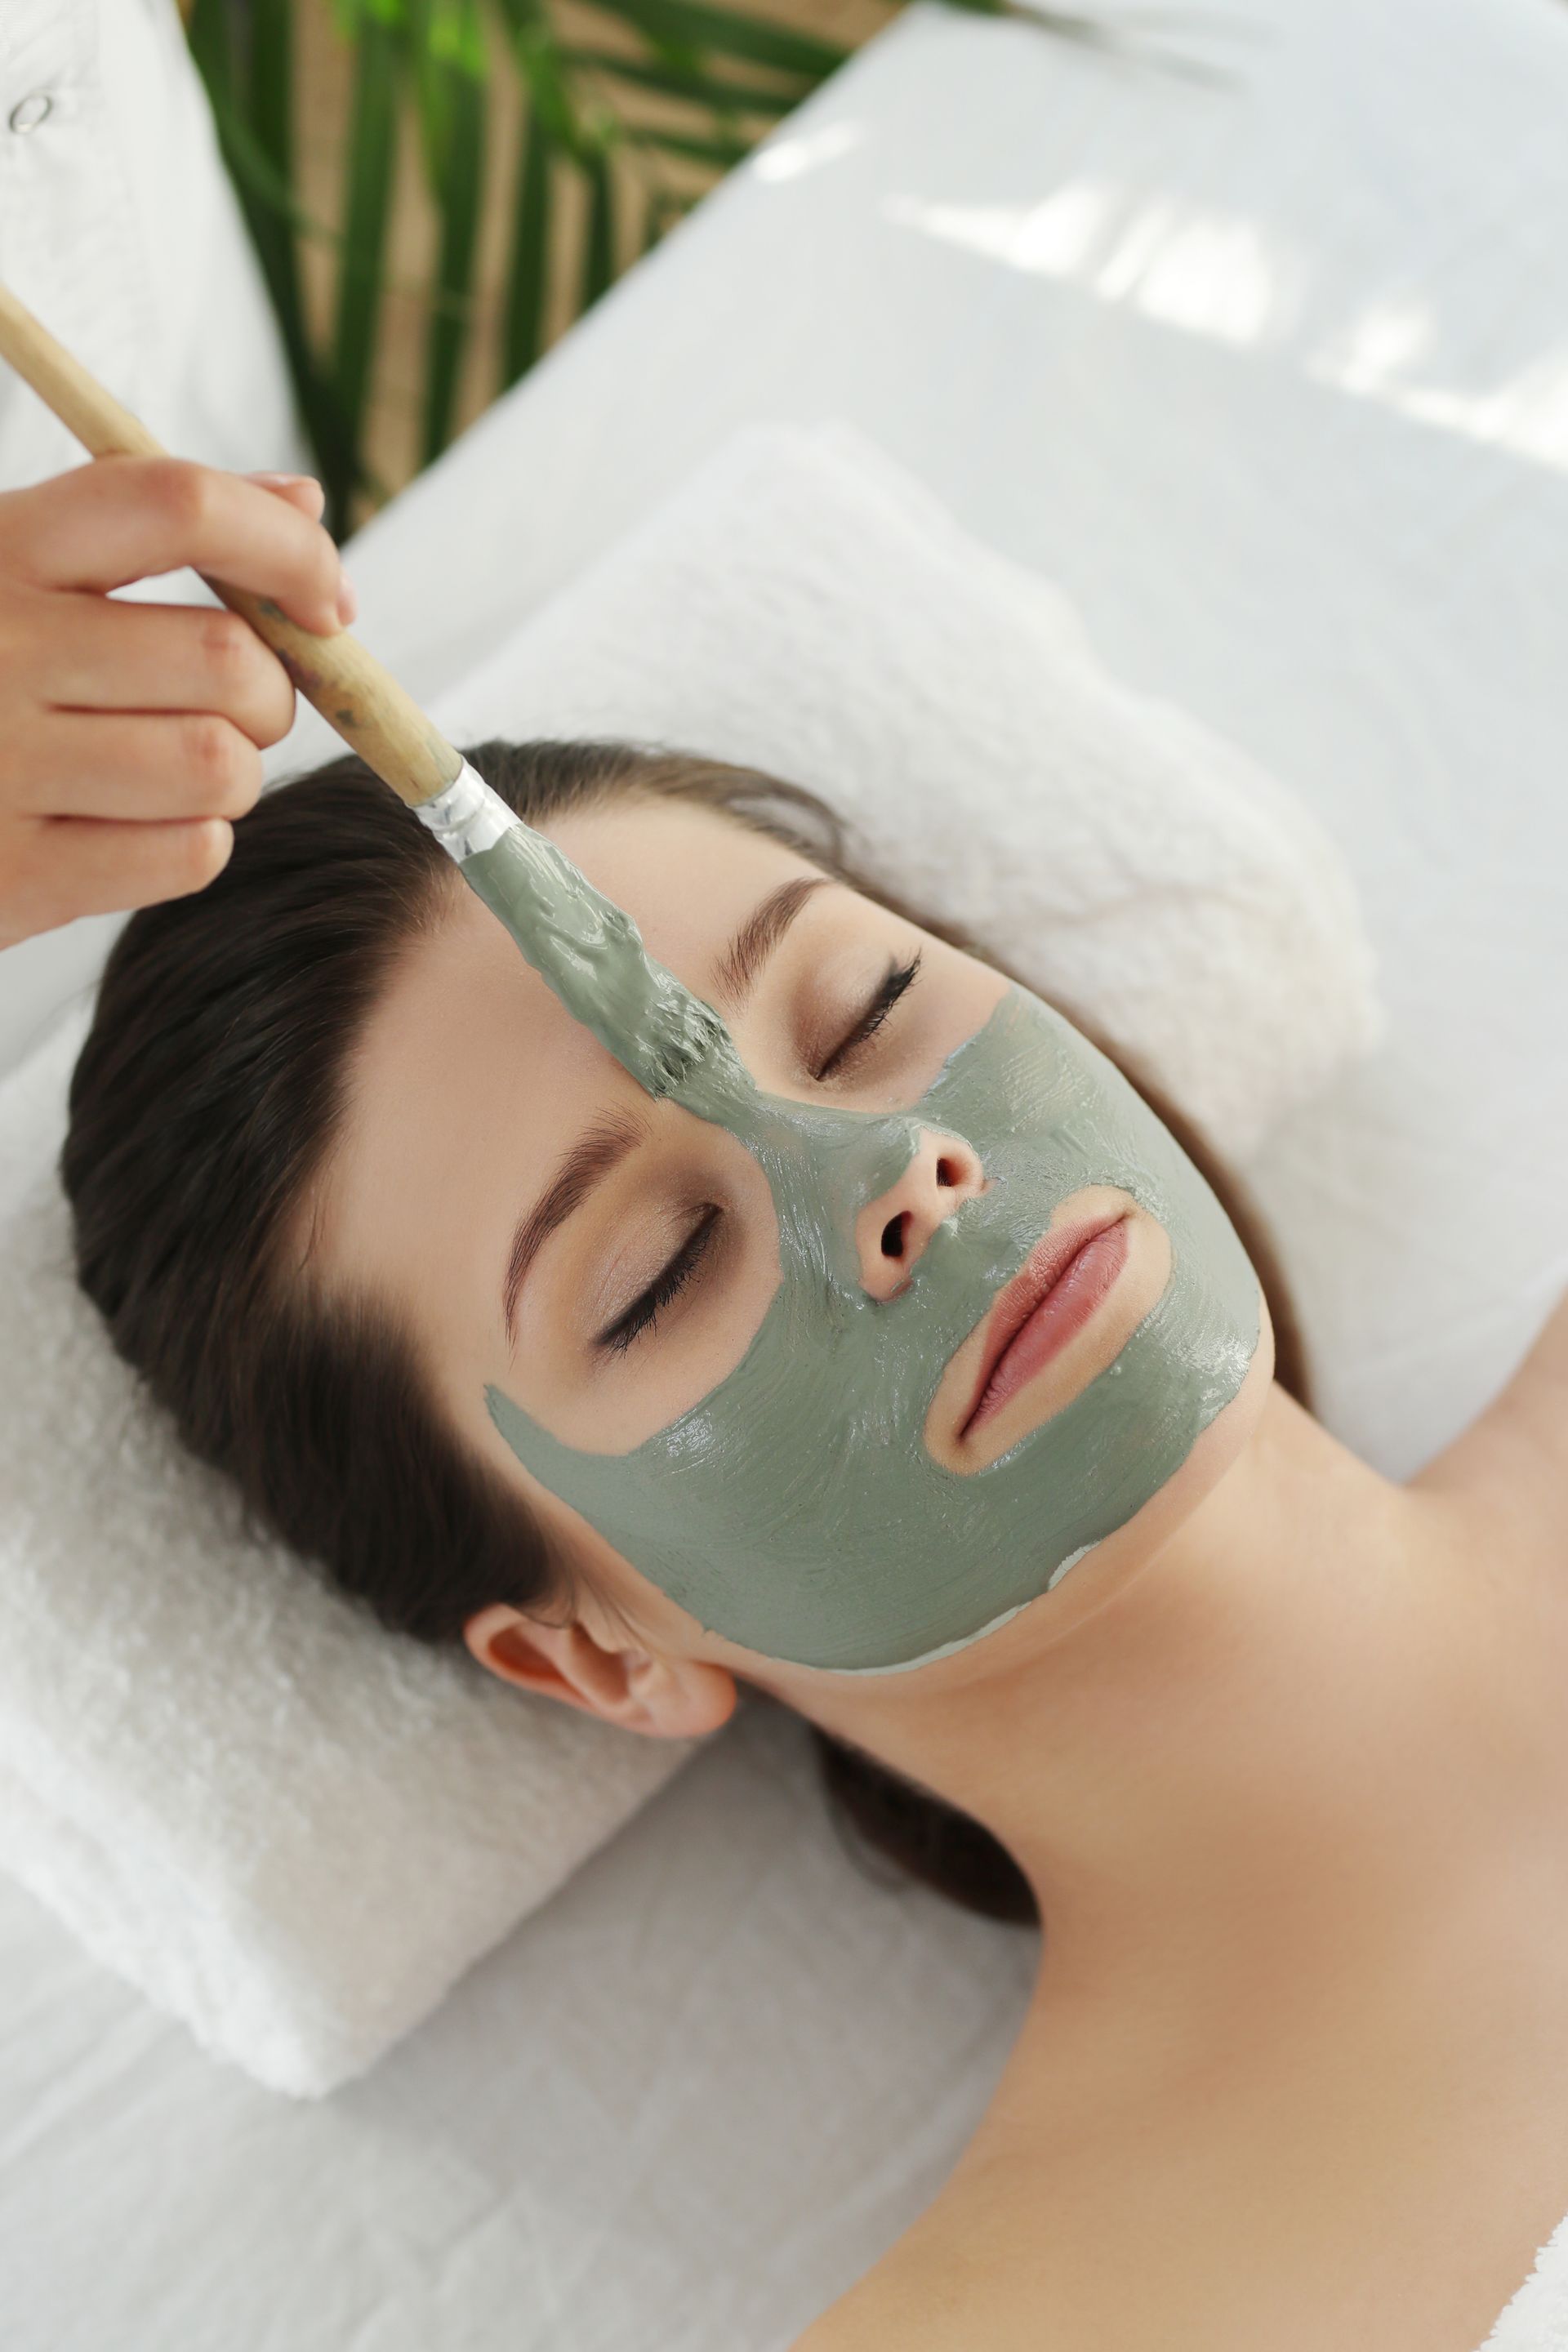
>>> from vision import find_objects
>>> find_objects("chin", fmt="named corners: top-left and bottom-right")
top-left (1028, 1280), bottom-right (1277, 1642)
top-left (835, 1285), bottom-right (1278, 1696)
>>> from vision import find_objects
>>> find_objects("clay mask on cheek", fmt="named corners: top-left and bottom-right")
top-left (418, 768), bottom-right (1261, 1676)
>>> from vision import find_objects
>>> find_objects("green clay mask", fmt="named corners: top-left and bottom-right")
top-left (417, 767), bottom-right (1262, 1676)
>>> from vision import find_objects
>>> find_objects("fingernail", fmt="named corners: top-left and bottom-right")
top-left (336, 571), bottom-right (358, 626)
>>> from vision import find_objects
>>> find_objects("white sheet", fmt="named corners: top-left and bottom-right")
top-left (3, 0), bottom-right (1566, 2343)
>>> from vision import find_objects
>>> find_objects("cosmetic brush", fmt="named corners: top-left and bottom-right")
top-left (0, 278), bottom-right (724, 1100)
top-left (0, 276), bottom-right (468, 814)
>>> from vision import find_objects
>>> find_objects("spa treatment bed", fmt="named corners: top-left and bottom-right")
top-left (3, 0), bottom-right (1566, 2344)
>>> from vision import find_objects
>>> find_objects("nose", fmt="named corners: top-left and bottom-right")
top-left (854, 1130), bottom-right (987, 1301)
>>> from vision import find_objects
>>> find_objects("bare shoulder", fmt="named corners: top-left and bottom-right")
top-left (1407, 1280), bottom-right (1568, 1535)
top-left (784, 2212), bottom-right (1027, 2352)
top-left (782, 2123), bottom-right (1082, 2352)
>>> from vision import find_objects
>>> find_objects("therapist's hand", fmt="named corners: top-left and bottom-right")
top-left (0, 457), bottom-right (355, 950)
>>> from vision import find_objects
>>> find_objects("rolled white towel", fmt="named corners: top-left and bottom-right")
top-left (0, 421), bottom-right (1383, 2099)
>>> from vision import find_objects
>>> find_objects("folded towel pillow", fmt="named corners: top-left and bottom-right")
top-left (430, 422), bottom-right (1384, 1161)
top-left (0, 1009), bottom-right (704, 2107)
top-left (0, 421), bottom-right (1383, 2101)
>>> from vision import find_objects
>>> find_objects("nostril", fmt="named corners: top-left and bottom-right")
top-left (935, 1156), bottom-right (960, 1188)
top-left (880, 1212), bottom-right (908, 1260)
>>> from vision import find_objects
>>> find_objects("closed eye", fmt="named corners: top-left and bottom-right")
top-left (591, 952), bottom-right (922, 1356)
top-left (595, 1203), bottom-right (723, 1355)
top-left (814, 952), bottom-right (924, 1081)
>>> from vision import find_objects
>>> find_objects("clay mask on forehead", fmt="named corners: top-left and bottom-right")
top-left (419, 770), bottom-right (1262, 1676)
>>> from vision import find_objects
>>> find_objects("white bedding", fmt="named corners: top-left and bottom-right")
top-left (3, 0), bottom-right (1566, 2343)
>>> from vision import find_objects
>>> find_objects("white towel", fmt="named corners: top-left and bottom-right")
top-left (0, 421), bottom-right (1382, 2101)
top-left (430, 423), bottom-right (1385, 1161)
top-left (0, 1011), bottom-right (705, 2103)
top-left (1479, 2209), bottom-right (1568, 2350)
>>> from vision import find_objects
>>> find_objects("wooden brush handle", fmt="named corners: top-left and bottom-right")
top-left (0, 278), bottom-right (461, 808)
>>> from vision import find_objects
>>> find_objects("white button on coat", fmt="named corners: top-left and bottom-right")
top-left (0, 0), bottom-right (306, 492)
top-left (7, 92), bottom-right (53, 133)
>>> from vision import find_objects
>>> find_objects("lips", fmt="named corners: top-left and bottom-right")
top-left (959, 1209), bottom-right (1131, 1441)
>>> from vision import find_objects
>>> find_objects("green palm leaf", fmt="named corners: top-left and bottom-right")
top-left (586, 0), bottom-right (849, 82)
top-left (332, 7), bottom-right (404, 492)
top-left (626, 125), bottom-right (753, 170)
top-left (579, 140), bottom-right (620, 311)
top-left (187, 0), bottom-right (1162, 531)
top-left (410, 0), bottom-right (489, 462)
top-left (494, 0), bottom-right (595, 158)
top-left (559, 46), bottom-right (808, 116)
top-left (187, 0), bottom-right (360, 531)
top-left (501, 99), bottom-right (555, 385)
top-left (640, 185), bottom-right (686, 255)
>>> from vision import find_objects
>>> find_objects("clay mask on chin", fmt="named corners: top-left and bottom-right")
top-left (418, 768), bottom-right (1262, 1676)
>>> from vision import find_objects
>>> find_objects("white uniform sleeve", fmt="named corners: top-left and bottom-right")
top-left (0, 0), bottom-right (310, 492)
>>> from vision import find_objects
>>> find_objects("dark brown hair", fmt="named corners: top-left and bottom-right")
top-left (62, 740), bottom-right (1312, 1930)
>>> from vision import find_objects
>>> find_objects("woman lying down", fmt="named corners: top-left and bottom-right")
top-left (63, 737), bottom-right (1568, 2351)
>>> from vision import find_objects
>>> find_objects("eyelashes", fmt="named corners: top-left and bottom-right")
top-left (594, 949), bottom-right (924, 1356)
top-left (813, 951), bottom-right (923, 1081)
top-left (597, 1202), bottom-right (722, 1356)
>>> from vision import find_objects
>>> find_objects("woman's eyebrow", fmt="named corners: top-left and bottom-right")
top-left (710, 874), bottom-right (833, 1010)
top-left (499, 875), bottom-right (831, 1339)
top-left (501, 1112), bottom-right (646, 1342)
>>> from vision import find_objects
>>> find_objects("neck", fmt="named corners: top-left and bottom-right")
top-left (790, 1385), bottom-right (1530, 2024)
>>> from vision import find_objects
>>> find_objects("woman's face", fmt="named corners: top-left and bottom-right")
top-left (313, 792), bottom-right (1269, 1692)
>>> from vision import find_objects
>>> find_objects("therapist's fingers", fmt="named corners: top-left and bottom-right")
top-left (0, 710), bottom-right (264, 822)
top-left (245, 470), bottom-right (328, 523)
top-left (0, 815), bottom-right (234, 948)
top-left (0, 457), bottom-right (354, 635)
top-left (17, 591), bottom-right (298, 748)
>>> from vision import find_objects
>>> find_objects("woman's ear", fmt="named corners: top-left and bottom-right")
top-left (463, 1603), bottom-right (738, 1741)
